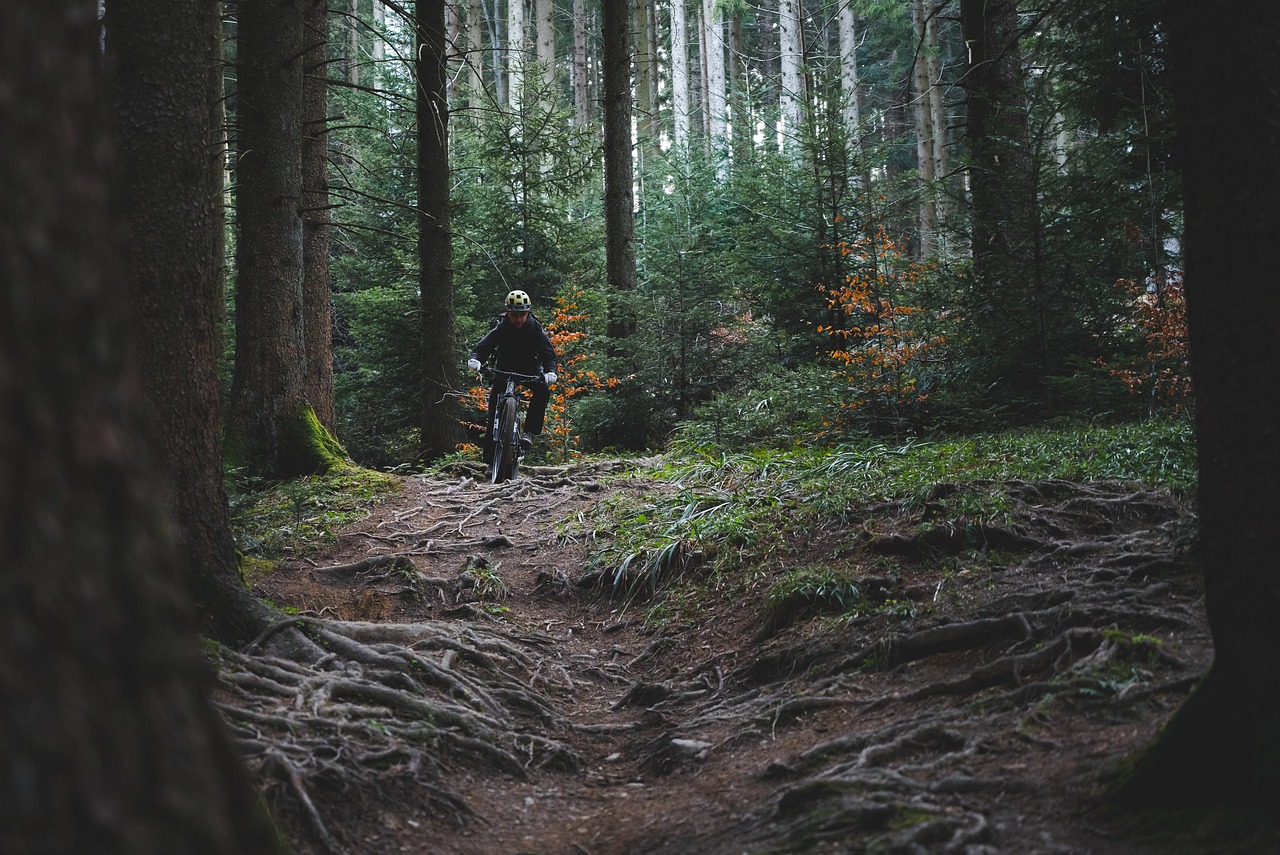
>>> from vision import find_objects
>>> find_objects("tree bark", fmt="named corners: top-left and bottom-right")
top-left (418, 0), bottom-right (466, 459)
top-left (959, 0), bottom-right (1044, 404)
top-left (0, 1), bottom-right (283, 849)
top-left (1115, 2), bottom-right (1280, 809)
top-left (703, 0), bottom-right (727, 162)
top-left (229, 0), bottom-right (342, 476)
top-left (778, 0), bottom-right (803, 151)
top-left (601, 0), bottom-right (637, 342)
top-left (303, 0), bottom-right (337, 433)
top-left (112, 0), bottom-right (281, 643)
top-left (509, 0), bottom-right (527, 108)
top-left (467, 0), bottom-right (486, 109)
top-left (670, 0), bottom-right (691, 150)
top-left (632, 0), bottom-right (657, 159)
top-left (911, 0), bottom-right (938, 255)
top-left (536, 0), bottom-right (555, 95)
top-left (573, 0), bottom-right (590, 127)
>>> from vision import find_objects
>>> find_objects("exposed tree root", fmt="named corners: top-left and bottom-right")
top-left (216, 616), bottom-right (578, 852)
top-left (233, 469), bottom-right (1204, 854)
top-left (220, 463), bottom-right (661, 852)
top-left (589, 479), bottom-right (1204, 853)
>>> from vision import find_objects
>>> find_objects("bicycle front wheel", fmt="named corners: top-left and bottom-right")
top-left (492, 397), bottom-right (519, 483)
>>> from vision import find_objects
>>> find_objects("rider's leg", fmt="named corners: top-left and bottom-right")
top-left (524, 383), bottom-right (551, 435)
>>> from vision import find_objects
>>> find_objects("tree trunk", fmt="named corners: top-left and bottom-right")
top-left (911, 0), bottom-right (938, 255)
top-left (303, 0), bottom-right (337, 433)
top-left (925, 3), bottom-right (949, 233)
top-left (573, 0), bottom-right (590, 126)
top-left (468, 0), bottom-right (486, 109)
top-left (728, 11), bottom-right (751, 168)
top-left (489, 0), bottom-right (508, 106)
top-left (633, 0), bottom-right (659, 162)
top-left (778, 0), bottom-right (803, 151)
top-left (113, 0), bottom-right (281, 643)
top-left (670, 0), bottom-right (691, 150)
top-left (0, 1), bottom-right (283, 849)
top-left (418, 0), bottom-right (466, 459)
top-left (509, 0), bottom-right (526, 108)
top-left (838, 0), bottom-right (859, 140)
top-left (535, 0), bottom-right (555, 96)
top-left (959, 0), bottom-right (1043, 404)
top-left (601, 0), bottom-right (637, 341)
top-left (228, 0), bottom-right (343, 477)
top-left (1115, 3), bottom-right (1280, 810)
top-left (755, 3), bottom-right (779, 153)
top-left (702, 0), bottom-right (727, 159)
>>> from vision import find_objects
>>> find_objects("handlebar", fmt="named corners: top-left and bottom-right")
top-left (480, 367), bottom-right (547, 385)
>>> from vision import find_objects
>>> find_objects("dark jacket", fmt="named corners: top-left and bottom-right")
top-left (470, 314), bottom-right (558, 376)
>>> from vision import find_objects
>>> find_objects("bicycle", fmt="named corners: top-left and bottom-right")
top-left (481, 368), bottom-right (546, 484)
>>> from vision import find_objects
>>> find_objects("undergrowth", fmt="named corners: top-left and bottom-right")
top-left (576, 418), bottom-right (1195, 602)
top-left (229, 464), bottom-right (402, 559)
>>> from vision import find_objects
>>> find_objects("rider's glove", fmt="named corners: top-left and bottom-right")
top-left (467, 358), bottom-right (481, 372)
top-left (544, 372), bottom-right (558, 385)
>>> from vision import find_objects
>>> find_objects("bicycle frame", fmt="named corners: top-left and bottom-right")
top-left (482, 368), bottom-right (544, 484)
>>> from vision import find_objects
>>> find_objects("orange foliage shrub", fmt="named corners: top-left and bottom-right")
top-left (540, 286), bottom-right (617, 462)
top-left (1109, 269), bottom-right (1192, 413)
top-left (817, 222), bottom-right (942, 434)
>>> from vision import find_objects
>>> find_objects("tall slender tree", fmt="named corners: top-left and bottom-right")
top-left (509, 0), bottom-right (528, 108)
top-left (778, 0), bottom-right (804, 151)
top-left (573, 0), bottom-right (591, 126)
top-left (228, 0), bottom-right (344, 476)
top-left (671, 0), bottom-right (692, 150)
top-left (418, 0), bottom-right (466, 458)
top-left (703, 0), bottom-right (728, 154)
top-left (959, 0), bottom-right (1043, 404)
top-left (467, 0), bottom-right (486, 109)
top-left (303, 0), bottom-right (337, 432)
top-left (602, 0), bottom-right (638, 341)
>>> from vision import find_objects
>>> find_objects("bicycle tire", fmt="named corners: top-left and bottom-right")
top-left (493, 397), bottom-right (519, 483)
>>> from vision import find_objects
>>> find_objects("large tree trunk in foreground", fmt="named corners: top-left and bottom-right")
top-left (112, 0), bottom-right (279, 645)
top-left (1116, 4), bottom-right (1280, 808)
top-left (0, 2), bottom-right (282, 850)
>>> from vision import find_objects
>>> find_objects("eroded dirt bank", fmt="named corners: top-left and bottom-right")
top-left (234, 461), bottom-right (1220, 855)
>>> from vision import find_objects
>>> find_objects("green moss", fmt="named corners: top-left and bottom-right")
top-left (238, 553), bottom-right (278, 586)
top-left (230, 463), bottom-right (402, 560)
top-left (279, 405), bottom-right (349, 476)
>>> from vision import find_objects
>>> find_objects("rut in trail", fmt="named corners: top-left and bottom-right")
top-left (233, 462), bottom-right (1210, 855)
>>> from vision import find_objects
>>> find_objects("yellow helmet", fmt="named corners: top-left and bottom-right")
top-left (504, 290), bottom-right (532, 313)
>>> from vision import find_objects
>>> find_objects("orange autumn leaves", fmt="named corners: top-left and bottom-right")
top-left (817, 223), bottom-right (942, 433)
top-left (1109, 269), bottom-right (1192, 413)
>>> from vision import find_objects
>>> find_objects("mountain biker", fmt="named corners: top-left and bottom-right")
top-left (467, 290), bottom-right (558, 460)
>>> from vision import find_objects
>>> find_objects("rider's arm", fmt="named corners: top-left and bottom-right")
top-left (471, 318), bottom-right (505, 364)
top-left (536, 325), bottom-right (558, 374)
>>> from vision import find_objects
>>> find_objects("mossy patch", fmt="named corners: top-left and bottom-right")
top-left (279, 405), bottom-right (349, 476)
top-left (238, 552), bottom-right (278, 586)
top-left (230, 463), bottom-right (402, 560)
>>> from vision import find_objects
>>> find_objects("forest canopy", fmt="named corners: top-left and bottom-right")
top-left (232, 0), bottom-right (1183, 469)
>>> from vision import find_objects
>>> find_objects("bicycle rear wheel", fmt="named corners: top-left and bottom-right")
top-left (490, 397), bottom-right (519, 483)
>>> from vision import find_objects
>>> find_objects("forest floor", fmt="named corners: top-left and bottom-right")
top-left (237, 457), bottom-right (1265, 855)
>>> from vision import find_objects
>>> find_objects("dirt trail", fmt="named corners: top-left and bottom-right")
top-left (245, 460), bottom-right (1216, 855)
